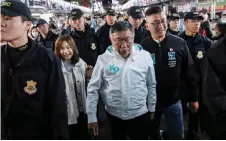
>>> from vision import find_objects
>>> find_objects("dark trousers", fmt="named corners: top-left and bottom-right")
top-left (68, 113), bottom-right (91, 140)
top-left (150, 101), bottom-right (184, 140)
top-left (107, 112), bottom-right (149, 140)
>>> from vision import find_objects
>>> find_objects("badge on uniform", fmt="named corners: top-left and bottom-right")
top-left (24, 80), bottom-right (37, 95)
top-left (91, 43), bottom-right (96, 50)
top-left (197, 51), bottom-right (203, 59)
top-left (168, 49), bottom-right (176, 67)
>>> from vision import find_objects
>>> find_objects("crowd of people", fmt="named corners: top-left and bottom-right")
top-left (1, 0), bottom-right (226, 140)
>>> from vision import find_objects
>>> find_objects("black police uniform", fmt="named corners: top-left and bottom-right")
top-left (127, 6), bottom-right (149, 43)
top-left (167, 13), bottom-right (181, 36)
top-left (70, 25), bottom-right (101, 66)
top-left (36, 31), bottom-right (59, 51)
top-left (179, 32), bottom-right (212, 138)
top-left (167, 28), bottom-right (180, 36)
top-left (135, 26), bottom-right (149, 44)
top-left (140, 34), bottom-right (199, 139)
top-left (97, 23), bottom-right (113, 53)
top-left (179, 32), bottom-right (212, 75)
top-left (202, 37), bottom-right (226, 139)
top-left (1, 38), bottom-right (68, 140)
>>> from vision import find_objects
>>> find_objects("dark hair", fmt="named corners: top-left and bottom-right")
top-left (29, 26), bottom-right (37, 38)
top-left (110, 21), bottom-right (134, 34)
top-left (215, 12), bottom-right (222, 18)
top-left (199, 9), bottom-right (208, 15)
top-left (55, 35), bottom-right (79, 64)
top-left (216, 22), bottom-right (226, 34)
top-left (145, 5), bottom-right (163, 16)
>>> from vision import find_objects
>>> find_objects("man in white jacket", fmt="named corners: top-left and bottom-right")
top-left (86, 21), bottom-right (157, 139)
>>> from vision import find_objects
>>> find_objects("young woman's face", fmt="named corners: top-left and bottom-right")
top-left (31, 28), bottom-right (39, 38)
top-left (60, 41), bottom-right (74, 60)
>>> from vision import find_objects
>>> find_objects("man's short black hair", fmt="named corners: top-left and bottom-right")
top-left (110, 21), bottom-right (134, 34)
top-left (145, 5), bottom-right (163, 16)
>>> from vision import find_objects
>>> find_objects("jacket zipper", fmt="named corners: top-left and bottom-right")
top-left (158, 43), bottom-right (162, 59)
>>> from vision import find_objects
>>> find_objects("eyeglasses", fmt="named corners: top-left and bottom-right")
top-left (114, 37), bottom-right (133, 45)
top-left (150, 20), bottom-right (167, 27)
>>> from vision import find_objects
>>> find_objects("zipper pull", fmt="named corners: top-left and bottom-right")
top-left (158, 43), bottom-right (161, 48)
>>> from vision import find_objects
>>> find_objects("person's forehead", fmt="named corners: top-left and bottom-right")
top-left (71, 16), bottom-right (83, 20)
top-left (186, 18), bottom-right (199, 21)
top-left (130, 16), bottom-right (142, 20)
top-left (146, 12), bottom-right (166, 21)
top-left (37, 23), bottom-right (48, 27)
top-left (170, 18), bottom-right (179, 21)
top-left (1, 14), bottom-right (20, 19)
top-left (112, 30), bottom-right (133, 37)
top-left (106, 15), bottom-right (115, 17)
top-left (62, 41), bottom-right (70, 46)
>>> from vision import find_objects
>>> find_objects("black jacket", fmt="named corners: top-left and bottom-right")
top-left (135, 26), bottom-right (149, 44)
top-left (36, 31), bottom-right (59, 51)
top-left (140, 34), bottom-right (199, 106)
top-left (97, 23), bottom-right (112, 53)
top-left (202, 37), bottom-right (226, 118)
top-left (212, 33), bottom-right (224, 41)
top-left (167, 28), bottom-right (180, 36)
top-left (70, 26), bottom-right (101, 66)
top-left (201, 37), bottom-right (226, 138)
top-left (1, 39), bottom-right (68, 139)
top-left (60, 26), bottom-right (73, 35)
top-left (179, 32), bottom-right (212, 75)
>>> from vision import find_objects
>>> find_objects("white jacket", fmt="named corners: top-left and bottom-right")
top-left (86, 44), bottom-right (157, 123)
top-left (62, 58), bottom-right (87, 125)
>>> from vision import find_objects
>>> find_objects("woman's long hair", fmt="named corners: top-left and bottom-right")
top-left (55, 35), bottom-right (79, 64)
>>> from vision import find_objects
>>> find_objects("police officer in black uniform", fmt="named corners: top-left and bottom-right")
top-left (127, 6), bottom-right (149, 43)
top-left (1, 1), bottom-right (68, 139)
top-left (35, 18), bottom-right (59, 51)
top-left (179, 12), bottom-right (212, 139)
top-left (69, 8), bottom-right (101, 67)
top-left (97, 9), bottom-right (116, 53)
top-left (202, 23), bottom-right (226, 139)
top-left (167, 13), bottom-right (181, 36)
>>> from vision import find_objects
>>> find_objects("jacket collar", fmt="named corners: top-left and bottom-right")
top-left (61, 59), bottom-right (83, 73)
top-left (180, 32), bottom-right (203, 44)
top-left (39, 31), bottom-right (54, 41)
top-left (70, 25), bottom-right (93, 38)
top-left (2, 38), bottom-right (38, 68)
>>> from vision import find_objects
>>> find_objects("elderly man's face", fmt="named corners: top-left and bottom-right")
top-left (110, 30), bottom-right (134, 58)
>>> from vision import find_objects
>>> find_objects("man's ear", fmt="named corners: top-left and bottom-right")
top-left (25, 21), bottom-right (32, 31)
top-left (109, 34), bottom-right (113, 43)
